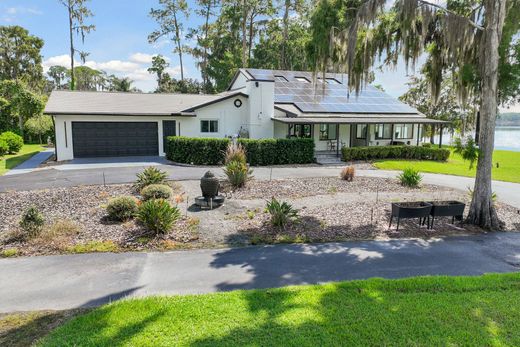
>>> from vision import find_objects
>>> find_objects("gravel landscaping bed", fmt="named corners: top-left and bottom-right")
top-left (0, 183), bottom-right (199, 256)
top-left (222, 176), bottom-right (448, 200)
top-left (1, 177), bottom-right (519, 257)
top-left (235, 198), bottom-right (520, 244)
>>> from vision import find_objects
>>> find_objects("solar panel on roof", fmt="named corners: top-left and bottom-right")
top-left (245, 68), bottom-right (417, 114)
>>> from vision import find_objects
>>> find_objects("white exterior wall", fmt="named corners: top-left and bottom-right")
top-left (53, 95), bottom-right (249, 161)
top-left (246, 80), bottom-right (274, 139)
top-left (54, 115), bottom-right (179, 161)
top-left (176, 96), bottom-right (248, 138)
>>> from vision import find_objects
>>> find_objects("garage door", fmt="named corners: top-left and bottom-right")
top-left (72, 122), bottom-right (158, 157)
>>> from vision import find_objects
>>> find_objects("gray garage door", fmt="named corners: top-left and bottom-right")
top-left (72, 121), bottom-right (158, 158)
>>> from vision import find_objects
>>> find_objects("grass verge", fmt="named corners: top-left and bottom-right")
top-left (38, 273), bottom-right (520, 346)
top-left (374, 148), bottom-right (520, 183)
top-left (0, 144), bottom-right (45, 175)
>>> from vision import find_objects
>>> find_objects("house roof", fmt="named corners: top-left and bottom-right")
top-left (180, 88), bottom-right (248, 112)
top-left (44, 90), bottom-right (231, 116)
top-left (234, 68), bottom-right (419, 115)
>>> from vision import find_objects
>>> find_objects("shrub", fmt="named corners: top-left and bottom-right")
top-left (224, 142), bottom-right (247, 164)
top-left (1, 248), bottom-right (18, 258)
top-left (0, 138), bottom-right (8, 156)
top-left (19, 206), bottom-right (44, 236)
top-left (238, 138), bottom-right (315, 165)
top-left (340, 166), bottom-right (355, 181)
top-left (167, 136), bottom-right (230, 165)
top-left (140, 184), bottom-right (173, 201)
top-left (166, 137), bottom-right (315, 166)
top-left (266, 197), bottom-right (299, 229)
top-left (134, 166), bottom-right (168, 191)
top-left (106, 196), bottom-right (138, 221)
top-left (0, 131), bottom-right (23, 154)
top-left (398, 167), bottom-right (423, 187)
top-left (224, 160), bottom-right (252, 188)
top-left (341, 145), bottom-right (450, 162)
top-left (137, 199), bottom-right (181, 234)
top-left (454, 136), bottom-right (479, 169)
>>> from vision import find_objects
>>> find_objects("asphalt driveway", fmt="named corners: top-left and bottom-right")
top-left (1, 232), bottom-right (520, 313)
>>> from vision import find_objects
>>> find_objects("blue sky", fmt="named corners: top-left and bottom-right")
top-left (1, 0), bottom-right (518, 112)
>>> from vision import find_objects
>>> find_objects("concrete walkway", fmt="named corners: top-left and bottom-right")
top-left (1, 232), bottom-right (519, 313)
top-left (3, 149), bottom-right (54, 176)
top-left (1, 163), bottom-right (520, 208)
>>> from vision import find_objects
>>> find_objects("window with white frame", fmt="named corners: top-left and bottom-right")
top-left (375, 124), bottom-right (392, 139)
top-left (394, 124), bottom-right (413, 139)
top-left (200, 120), bottom-right (219, 133)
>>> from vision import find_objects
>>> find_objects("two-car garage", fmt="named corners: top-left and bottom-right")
top-left (71, 122), bottom-right (159, 158)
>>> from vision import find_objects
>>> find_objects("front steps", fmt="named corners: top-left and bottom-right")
top-left (315, 151), bottom-right (343, 165)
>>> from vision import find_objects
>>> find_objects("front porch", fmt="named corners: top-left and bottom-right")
top-left (273, 118), bottom-right (450, 160)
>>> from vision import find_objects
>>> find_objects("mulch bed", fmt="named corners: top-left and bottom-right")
top-left (0, 183), bottom-right (199, 256)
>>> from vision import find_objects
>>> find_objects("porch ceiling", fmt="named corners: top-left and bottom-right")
top-left (271, 116), bottom-right (450, 124)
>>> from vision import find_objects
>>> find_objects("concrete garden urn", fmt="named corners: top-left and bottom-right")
top-left (200, 171), bottom-right (219, 198)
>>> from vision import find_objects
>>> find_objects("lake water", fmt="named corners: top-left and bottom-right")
top-left (495, 126), bottom-right (520, 152)
top-left (435, 126), bottom-right (520, 152)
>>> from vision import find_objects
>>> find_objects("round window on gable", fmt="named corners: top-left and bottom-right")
top-left (234, 99), bottom-right (242, 108)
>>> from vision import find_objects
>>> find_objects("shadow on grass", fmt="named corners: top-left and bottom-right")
top-left (0, 309), bottom-right (87, 347)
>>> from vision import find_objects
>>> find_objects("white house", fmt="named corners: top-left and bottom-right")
top-left (45, 68), bottom-right (448, 161)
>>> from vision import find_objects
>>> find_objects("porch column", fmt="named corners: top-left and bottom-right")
top-left (349, 124), bottom-right (353, 147)
top-left (391, 123), bottom-right (395, 145)
top-left (439, 125), bottom-right (443, 148)
top-left (336, 123), bottom-right (340, 157)
top-left (365, 124), bottom-right (369, 146)
top-left (416, 124), bottom-right (420, 146)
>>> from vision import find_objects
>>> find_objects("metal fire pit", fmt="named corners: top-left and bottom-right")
top-left (195, 171), bottom-right (225, 209)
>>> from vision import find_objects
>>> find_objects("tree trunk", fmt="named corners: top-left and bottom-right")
top-left (281, 0), bottom-right (290, 70)
top-left (467, 0), bottom-right (506, 229)
top-left (173, 12), bottom-right (184, 81)
top-left (68, 3), bottom-right (75, 90)
top-left (202, 1), bottom-right (212, 90)
top-left (241, 0), bottom-right (248, 68)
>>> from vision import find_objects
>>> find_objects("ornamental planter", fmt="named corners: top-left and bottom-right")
top-left (389, 202), bottom-right (433, 231)
top-left (427, 201), bottom-right (466, 229)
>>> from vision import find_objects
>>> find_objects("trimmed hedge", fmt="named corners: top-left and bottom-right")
top-left (342, 145), bottom-right (450, 162)
top-left (166, 136), bottom-right (230, 165)
top-left (237, 138), bottom-right (315, 166)
top-left (166, 136), bottom-right (315, 166)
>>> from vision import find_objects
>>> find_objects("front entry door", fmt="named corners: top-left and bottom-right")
top-left (162, 120), bottom-right (176, 152)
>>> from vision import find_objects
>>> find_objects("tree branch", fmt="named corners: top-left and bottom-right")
top-left (418, 0), bottom-right (484, 31)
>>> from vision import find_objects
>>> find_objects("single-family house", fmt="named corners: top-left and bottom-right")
top-left (45, 68), bottom-right (448, 161)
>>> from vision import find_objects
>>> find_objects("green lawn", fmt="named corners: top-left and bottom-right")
top-left (0, 144), bottom-right (45, 175)
top-left (38, 273), bottom-right (520, 346)
top-left (374, 148), bottom-right (520, 183)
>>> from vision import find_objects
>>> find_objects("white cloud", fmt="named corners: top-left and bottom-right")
top-left (84, 60), bottom-right (141, 73)
top-left (1, 6), bottom-right (43, 22)
top-left (129, 53), bottom-right (155, 64)
top-left (42, 54), bottom-right (70, 72)
top-left (42, 53), bottom-right (183, 92)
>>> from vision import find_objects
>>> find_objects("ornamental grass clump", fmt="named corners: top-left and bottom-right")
top-left (137, 199), bottom-right (181, 235)
top-left (140, 184), bottom-right (173, 201)
top-left (224, 142), bottom-right (247, 164)
top-left (134, 166), bottom-right (168, 191)
top-left (265, 197), bottom-right (299, 229)
top-left (106, 196), bottom-right (138, 221)
top-left (340, 166), bottom-right (355, 181)
top-left (399, 167), bottom-right (423, 188)
top-left (224, 142), bottom-right (252, 188)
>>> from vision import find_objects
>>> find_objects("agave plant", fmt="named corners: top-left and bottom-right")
top-left (265, 197), bottom-right (299, 229)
